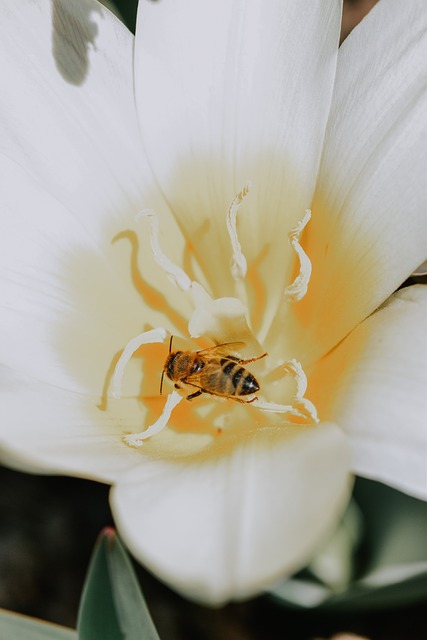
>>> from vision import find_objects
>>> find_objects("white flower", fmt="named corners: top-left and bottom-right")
top-left (0, 0), bottom-right (426, 604)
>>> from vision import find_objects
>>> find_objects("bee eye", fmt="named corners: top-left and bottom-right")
top-left (167, 351), bottom-right (182, 379)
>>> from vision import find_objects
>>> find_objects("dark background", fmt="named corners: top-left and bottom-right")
top-left (0, 465), bottom-right (426, 640)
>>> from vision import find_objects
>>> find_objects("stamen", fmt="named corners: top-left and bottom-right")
top-left (123, 390), bottom-right (183, 447)
top-left (112, 199), bottom-right (318, 443)
top-left (226, 183), bottom-right (251, 281)
top-left (136, 210), bottom-right (192, 291)
top-left (112, 327), bottom-right (167, 399)
top-left (261, 358), bottom-right (319, 423)
top-left (284, 358), bottom-right (319, 422)
top-left (295, 398), bottom-right (319, 423)
top-left (251, 398), bottom-right (310, 420)
top-left (284, 210), bottom-right (312, 302)
top-left (283, 358), bottom-right (308, 398)
top-left (283, 358), bottom-right (319, 423)
top-left (132, 208), bottom-right (260, 350)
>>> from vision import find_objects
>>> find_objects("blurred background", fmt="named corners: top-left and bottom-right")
top-left (1, 1), bottom-right (426, 638)
top-left (1, 467), bottom-right (426, 639)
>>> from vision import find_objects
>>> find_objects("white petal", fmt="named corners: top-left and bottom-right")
top-left (0, 155), bottom-right (165, 395)
top-left (0, 0), bottom-right (192, 328)
top-left (412, 260), bottom-right (427, 277)
top-left (297, 0), bottom-right (427, 361)
top-left (0, 0), bottom-right (148, 224)
top-left (134, 0), bottom-right (341, 318)
top-left (0, 366), bottom-right (139, 482)
top-left (310, 286), bottom-right (427, 500)
top-left (111, 423), bottom-right (351, 604)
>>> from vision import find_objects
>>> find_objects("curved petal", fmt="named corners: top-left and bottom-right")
top-left (0, 366), bottom-right (140, 483)
top-left (0, 0), bottom-right (191, 312)
top-left (310, 286), bottom-right (427, 500)
top-left (0, 155), bottom-right (188, 396)
top-left (0, 0), bottom-right (149, 226)
top-left (296, 0), bottom-right (427, 361)
top-left (0, 0), bottom-right (195, 398)
top-left (134, 0), bottom-right (342, 323)
top-left (111, 423), bottom-right (351, 604)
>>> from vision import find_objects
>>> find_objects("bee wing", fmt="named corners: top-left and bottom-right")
top-left (196, 342), bottom-right (246, 357)
top-left (181, 361), bottom-right (218, 389)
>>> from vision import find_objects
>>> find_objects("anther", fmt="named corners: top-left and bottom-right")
top-left (226, 183), bottom-right (251, 281)
top-left (284, 210), bottom-right (312, 302)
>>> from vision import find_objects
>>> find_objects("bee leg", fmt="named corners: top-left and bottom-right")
top-left (244, 395), bottom-right (258, 403)
top-left (186, 389), bottom-right (204, 401)
top-left (238, 353), bottom-right (268, 365)
top-left (231, 395), bottom-right (258, 404)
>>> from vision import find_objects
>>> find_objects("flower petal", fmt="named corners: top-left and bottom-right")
top-left (134, 0), bottom-right (342, 320)
top-left (310, 286), bottom-right (427, 500)
top-left (0, 0), bottom-right (147, 222)
top-left (0, 0), bottom-right (194, 321)
top-left (0, 1), bottom-right (196, 399)
top-left (0, 366), bottom-right (139, 482)
top-left (111, 423), bottom-right (351, 604)
top-left (0, 155), bottom-right (174, 396)
top-left (296, 0), bottom-right (427, 361)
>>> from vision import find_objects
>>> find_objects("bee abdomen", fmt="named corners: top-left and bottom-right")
top-left (233, 367), bottom-right (259, 396)
top-left (221, 360), bottom-right (259, 396)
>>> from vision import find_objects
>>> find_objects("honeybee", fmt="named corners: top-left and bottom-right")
top-left (161, 337), bottom-right (267, 402)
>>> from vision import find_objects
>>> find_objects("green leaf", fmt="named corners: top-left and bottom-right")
top-left (353, 476), bottom-right (427, 572)
top-left (308, 499), bottom-right (363, 590)
top-left (0, 608), bottom-right (77, 640)
top-left (269, 478), bottom-right (427, 610)
top-left (77, 528), bottom-right (161, 640)
top-left (271, 565), bottom-right (427, 610)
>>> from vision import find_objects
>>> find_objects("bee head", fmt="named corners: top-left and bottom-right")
top-left (164, 351), bottom-right (184, 381)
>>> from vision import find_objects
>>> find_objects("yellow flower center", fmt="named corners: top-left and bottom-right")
top-left (108, 186), bottom-right (318, 449)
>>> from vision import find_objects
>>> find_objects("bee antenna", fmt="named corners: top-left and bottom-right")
top-left (160, 335), bottom-right (174, 395)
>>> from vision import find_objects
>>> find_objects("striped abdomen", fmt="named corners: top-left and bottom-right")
top-left (198, 357), bottom-right (260, 397)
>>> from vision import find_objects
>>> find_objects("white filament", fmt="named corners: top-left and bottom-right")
top-left (258, 358), bottom-right (318, 423)
top-left (285, 358), bottom-right (319, 422)
top-left (123, 391), bottom-right (183, 447)
top-left (251, 399), bottom-right (308, 418)
top-left (296, 398), bottom-right (319, 423)
top-left (283, 358), bottom-right (308, 399)
top-left (226, 183), bottom-right (251, 281)
top-left (283, 359), bottom-right (319, 422)
top-left (284, 210), bottom-right (312, 302)
top-left (136, 210), bottom-right (192, 291)
top-left (112, 327), bottom-right (167, 399)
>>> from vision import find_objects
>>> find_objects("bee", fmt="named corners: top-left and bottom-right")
top-left (161, 336), bottom-right (267, 402)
